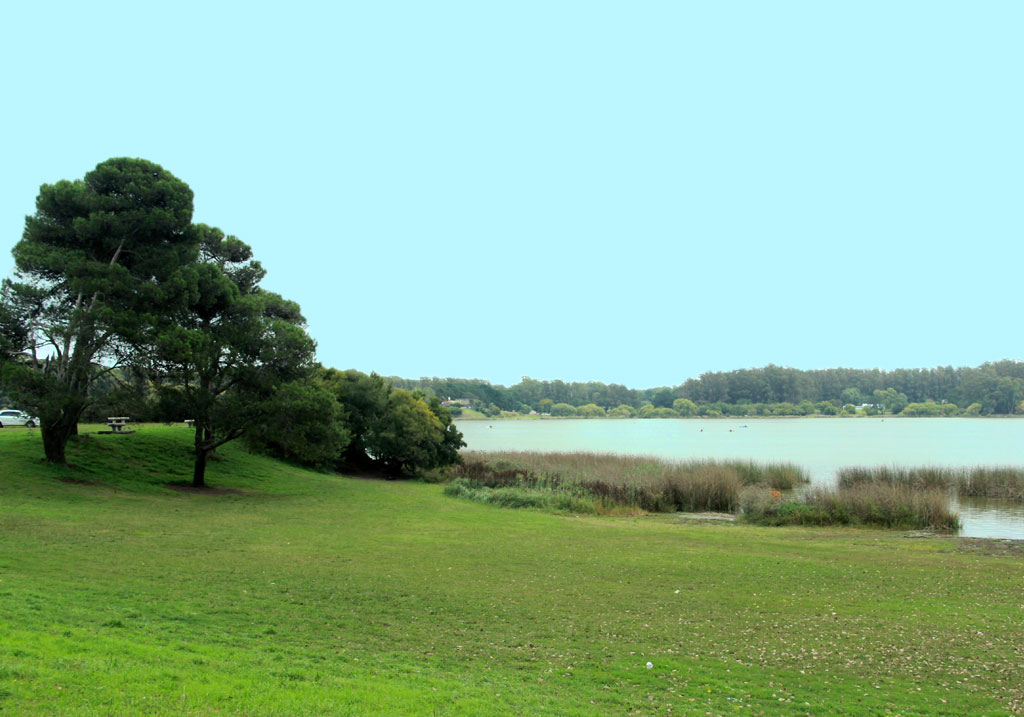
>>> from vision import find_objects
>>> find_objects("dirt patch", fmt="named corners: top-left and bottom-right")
top-left (164, 482), bottom-right (246, 496)
top-left (675, 511), bottom-right (736, 522)
top-left (956, 537), bottom-right (1024, 557)
top-left (904, 533), bottom-right (1024, 555)
top-left (58, 477), bottom-right (100, 486)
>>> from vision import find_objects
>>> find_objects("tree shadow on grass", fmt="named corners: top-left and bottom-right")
top-left (336, 465), bottom-right (409, 481)
top-left (163, 482), bottom-right (246, 496)
top-left (57, 477), bottom-right (101, 486)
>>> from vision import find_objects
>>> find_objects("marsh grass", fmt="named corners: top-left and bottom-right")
top-left (725, 459), bottom-right (807, 490)
top-left (742, 483), bottom-right (960, 531)
top-left (837, 464), bottom-right (1024, 501)
top-left (837, 465), bottom-right (953, 490)
top-left (961, 467), bottom-right (1024, 500)
top-left (445, 451), bottom-right (808, 514)
top-left (449, 453), bottom-right (1023, 529)
top-left (748, 464), bottom-right (966, 530)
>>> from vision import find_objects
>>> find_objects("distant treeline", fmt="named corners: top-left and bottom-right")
top-left (391, 361), bottom-right (1024, 417)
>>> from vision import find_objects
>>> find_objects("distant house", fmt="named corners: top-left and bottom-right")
top-left (441, 398), bottom-right (471, 407)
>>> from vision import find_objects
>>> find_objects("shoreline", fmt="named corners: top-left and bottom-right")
top-left (455, 414), bottom-right (1024, 421)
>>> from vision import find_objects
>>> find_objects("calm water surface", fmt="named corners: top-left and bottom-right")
top-left (457, 417), bottom-right (1024, 539)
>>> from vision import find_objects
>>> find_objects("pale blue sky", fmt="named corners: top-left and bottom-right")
top-left (2, 2), bottom-right (1020, 388)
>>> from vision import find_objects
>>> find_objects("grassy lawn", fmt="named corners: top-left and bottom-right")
top-left (452, 408), bottom-right (490, 419)
top-left (1, 425), bottom-right (1022, 714)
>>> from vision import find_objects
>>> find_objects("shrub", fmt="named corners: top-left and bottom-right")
top-left (246, 380), bottom-right (351, 468)
top-left (576, 403), bottom-right (606, 418)
top-left (900, 401), bottom-right (959, 417)
top-left (672, 398), bottom-right (698, 416)
top-left (550, 403), bottom-right (577, 417)
top-left (443, 478), bottom-right (600, 514)
top-left (742, 483), bottom-right (960, 531)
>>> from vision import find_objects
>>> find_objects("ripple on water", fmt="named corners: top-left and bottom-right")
top-left (951, 496), bottom-right (1024, 540)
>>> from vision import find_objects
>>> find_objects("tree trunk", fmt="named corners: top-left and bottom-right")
top-left (192, 449), bottom-right (207, 488)
top-left (40, 404), bottom-right (84, 465)
top-left (41, 423), bottom-right (72, 465)
top-left (193, 423), bottom-right (208, 488)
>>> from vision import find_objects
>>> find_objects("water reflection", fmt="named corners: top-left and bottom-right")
top-left (951, 496), bottom-right (1024, 540)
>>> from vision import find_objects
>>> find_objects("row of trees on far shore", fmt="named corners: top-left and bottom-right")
top-left (514, 398), bottom-right (967, 418)
top-left (393, 363), bottom-right (1024, 417)
top-left (0, 158), bottom-right (463, 485)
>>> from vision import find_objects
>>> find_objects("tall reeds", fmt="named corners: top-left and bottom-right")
top-left (836, 465), bottom-right (953, 490)
top-left (836, 465), bottom-right (1024, 501)
top-left (443, 452), bottom-right (1022, 529)
top-left (445, 451), bottom-right (808, 514)
top-left (741, 483), bottom-right (960, 531)
top-left (957, 467), bottom-right (1024, 501)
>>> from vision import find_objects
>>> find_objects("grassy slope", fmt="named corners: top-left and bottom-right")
top-left (1, 426), bottom-right (1022, 715)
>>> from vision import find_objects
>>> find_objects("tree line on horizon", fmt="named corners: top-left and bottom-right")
top-left (0, 158), bottom-right (463, 486)
top-left (391, 361), bottom-right (1024, 417)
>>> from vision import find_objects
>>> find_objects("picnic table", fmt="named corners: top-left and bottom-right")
top-left (101, 416), bottom-right (133, 434)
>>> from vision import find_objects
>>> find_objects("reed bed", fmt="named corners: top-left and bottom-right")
top-left (725, 459), bottom-right (808, 490)
top-left (443, 452), bottom-right (1020, 527)
top-left (836, 465), bottom-right (954, 490)
top-left (961, 467), bottom-right (1024, 501)
top-left (741, 483), bottom-right (961, 531)
top-left (836, 464), bottom-right (1024, 501)
top-left (444, 451), bottom-right (808, 514)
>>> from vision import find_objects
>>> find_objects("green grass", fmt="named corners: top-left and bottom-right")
top-left (1, 426), bottom-right (1023, 714)
top-left (450, 407), bottom-right (489, 419)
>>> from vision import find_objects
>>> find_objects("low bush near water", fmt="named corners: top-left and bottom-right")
top-left (443, 478), bottom-right (604, 514)
top-left (741, 483), bottom-right (961, 531)
top-left (442, 451), bottom-right (808, 514)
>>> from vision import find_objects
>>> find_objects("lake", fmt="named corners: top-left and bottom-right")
top-left (457, 417), bottom-right (1024, 539)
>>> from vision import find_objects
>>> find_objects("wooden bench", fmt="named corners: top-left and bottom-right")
top-left (185, 419), bottom-right (195, 428)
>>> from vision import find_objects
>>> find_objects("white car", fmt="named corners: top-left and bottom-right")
top-left (0, 410), bottom-right (38, 428)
